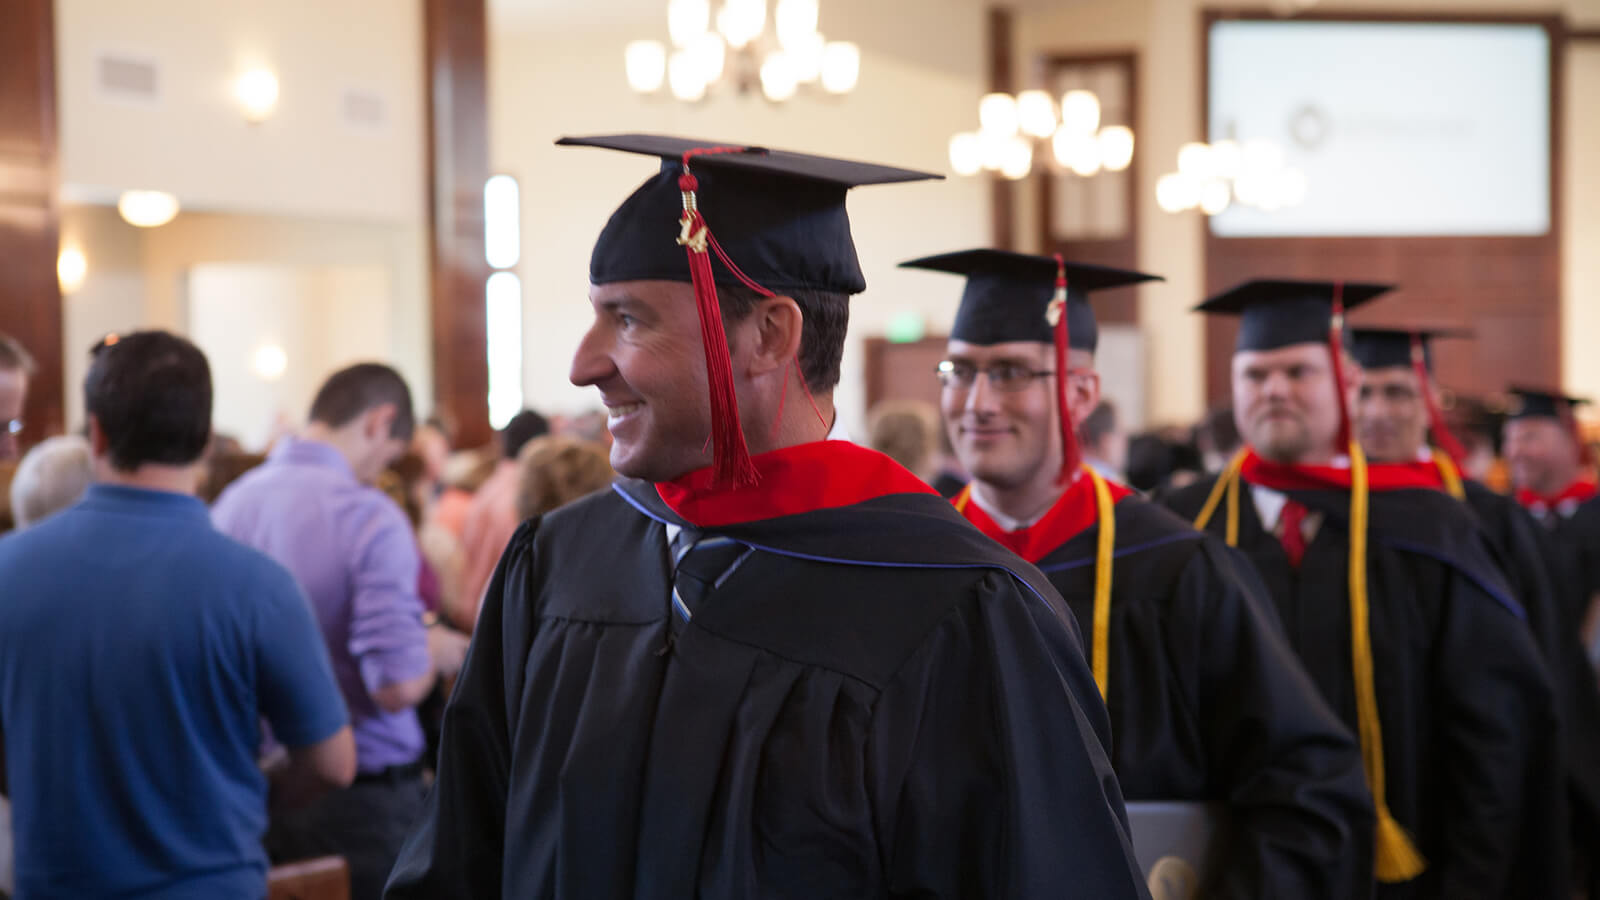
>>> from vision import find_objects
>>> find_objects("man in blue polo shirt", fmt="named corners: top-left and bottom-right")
top-left (0, 331), bottom-right (355, 900)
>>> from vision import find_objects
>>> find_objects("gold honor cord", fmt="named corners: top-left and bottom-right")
top-left (1432, 449), bottom-right (1466, 501)
top-left (955, 469), bottom-right (1117, 700)
top-left (1191, 445), bottom-right (1426, 882)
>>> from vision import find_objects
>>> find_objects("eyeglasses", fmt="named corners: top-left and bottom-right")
top-left (4, 418), bottom-right (22, 436)
top-left (935, 360), bottom-right (1056, 392)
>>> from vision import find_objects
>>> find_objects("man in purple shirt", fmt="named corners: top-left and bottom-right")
top-left (214, 362), bottom-right (435, 900)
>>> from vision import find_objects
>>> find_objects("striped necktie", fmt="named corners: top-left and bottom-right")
top-left (668, 528), bottom-right (753, 622)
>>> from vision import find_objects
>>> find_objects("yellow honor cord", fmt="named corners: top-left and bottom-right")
top-left (1087, 465), bottom-right (1116, 701)
top-left (1432, 449), bottom-right (1466, 501)
top-left (952, 484), bottom-right (971, 514)
top-left (1193, 444), bottom-right (1425, 880)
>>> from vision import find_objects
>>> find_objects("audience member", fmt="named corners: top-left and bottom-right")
top-left (1078, 400), bottom-right (1126, 480)
top-left (0, 330), bottom-right (354, 899)
top-left (429, 445), bottom-right (496, 539)
top-left (0, 334), bottom-right (34, 463)
top-left (866, 400), bottom-right (941, 483)
top-left (513, 434), bottom-right (614, 522)
top-left (456, 409), bottom-right (549, 625)
top-left (212, 362), bottom-right (433, 900)
top-left (1195, 405), bottom-right (1242, 473)
top-left (8, 435), bottom-right (92, 528)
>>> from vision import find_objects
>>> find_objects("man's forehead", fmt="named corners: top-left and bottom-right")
top-left (1234, 343), bottom-right (1330, 367)
top-left (589, 279), bottom-right (692, 304)
top-left (945, 339), bottom-right (1051, 361)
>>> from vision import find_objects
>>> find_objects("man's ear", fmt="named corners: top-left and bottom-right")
top-left (745, 294), bottom-right (805, 378)
top-left (1069, 371), bottom-right (1102, 429)
top-left (87, 414), bottom-right (110, 457)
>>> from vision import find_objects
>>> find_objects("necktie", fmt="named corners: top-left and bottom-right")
top-left (1278, 499), bottom-right (1309, 568)
top-left (668, 528), bottom-right (753, 623)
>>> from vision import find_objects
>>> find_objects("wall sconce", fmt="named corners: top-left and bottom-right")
top-left (117, 190), bottom-right (180, 228)
top-left (235, 68), bottom-right (279, 123)
top-left (57, 247), bottom-right (87, 294)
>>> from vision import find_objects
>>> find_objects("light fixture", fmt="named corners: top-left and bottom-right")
top-left (1060, 90), bottom-right (1102, 135)
top-left (234, 68), bottom-right (279, 123)
top-left (57, 247), bottom-right (87, 294)
top-left (1000, 136), bottom-right (1034, 181)
top-left (252, 344), bottom-right (288, 381)
top-left (669, 0), bottom-right (711, 47)
top-left (951, 87), bottom-right (1132, 180)
top-left (818, 41), bottom-right (859, 94)
top-left (1156, 137), bottom-right (1306, 216)
top-left (626, 41), bottom-right (668, 92)
top-left (1097, 126), bottom-right (1135, 172)
top-left (117, 190), bottom-right (180, 228)
top-left (627, 0), bottom-right (859, 103)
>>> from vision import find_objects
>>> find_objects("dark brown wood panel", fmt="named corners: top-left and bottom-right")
top-left (1037, 52), bottom-right (1140, 325)
top-left (988, 6), bottom-right (1015, 250)
top-left (863, 336), bottom-right (949, 414)
top-left (0, 0), bottom-right (62, 442)
top-left (425, 0), bottom-right (493, 449)
top-left (1201, 11), bottom-right (1563, 408)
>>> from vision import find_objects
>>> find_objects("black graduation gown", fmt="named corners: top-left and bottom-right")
top-left (1160, 477), bottom-right (1563, 900)
top-left (1038, 497), bottom-right (1375, 900)
top-left (386, 481), bottom-right (1150, 899)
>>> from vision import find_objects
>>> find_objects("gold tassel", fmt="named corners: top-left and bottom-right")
top-left (1087, 465), bottom-right (1116, 701)
top-left (1194, 444), bottom-right (1426, 881)
top-left (1432, 449), bottom-right (1466, 501)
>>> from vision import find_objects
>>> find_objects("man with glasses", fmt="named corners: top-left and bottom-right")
top-left (905, 248), bottom-right (1372, 898)
top-left (0, 333), bottom-right (33, 462)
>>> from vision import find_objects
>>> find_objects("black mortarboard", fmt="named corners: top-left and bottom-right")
top-left (898, 249), bottom-right (1162, 353)
top-left (1347, 326), bottom-right (1471, 373)
top-left (560, 134), bottom-right (940, 295)
top-left (1194, 280), bottom-right (1394, 352)
top-left (1507, 386), bottom-right (1591, 422)
top-left (558, 134), bottom-right (940, 486)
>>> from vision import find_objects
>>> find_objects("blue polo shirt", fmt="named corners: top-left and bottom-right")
top-left (0, 485), bottom-right (349, 899)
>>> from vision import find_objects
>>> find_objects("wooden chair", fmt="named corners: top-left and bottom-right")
top-left (267, 856), bottom-right (349, 900)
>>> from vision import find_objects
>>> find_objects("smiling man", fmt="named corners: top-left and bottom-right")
top-left (1161, 281), bottom-right (1563, 900)
top-left (385, 136), bottom-right (1148, 899)
top-left (905, 249), bottom-right (1372, 899)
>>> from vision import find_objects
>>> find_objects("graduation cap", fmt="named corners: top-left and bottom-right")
top-left (1348, 327), bottom-right (1473, 463)
top-left (899, 248), bottom-right (1161, 483)
top-left (1195, 279), bottom-right (1394, 352)
top-left (1195, 279), bottom-right (1394, 451)
top-left (1506, 386), bottom-right (1590, 422)
top-left (558, 134), bottom-right (941, 486)
top-left (898, 249), bottom-right (1162, 353)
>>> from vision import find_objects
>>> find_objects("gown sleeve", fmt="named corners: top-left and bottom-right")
top-left (1182, 539), bottom-right (1376, 900)
top-left (867, 569), bottom-right (1151, 899)
top-left (384, 519), bottom-right (540, 899)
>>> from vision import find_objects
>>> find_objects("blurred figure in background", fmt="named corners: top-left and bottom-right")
top-left (513, 435), bottom-right (614, 522)
top-left (455, 409), bottom-right (549, 627)
top-left (1195, 406), bottom-right (1242, 474)
top-left (1078, 400), bottom-right (1126, 481)
top-left (866, 400), bottom-right (942, 484)
top-left (0, 334), bottom-right (34, 464)
top-left (8, 435), bottom-right (92, 529)
top-left (1124, 431), bottom-right (1204, 494)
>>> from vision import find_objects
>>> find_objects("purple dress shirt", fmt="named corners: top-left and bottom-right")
top-left (213, 437), bottom-right (430, 772)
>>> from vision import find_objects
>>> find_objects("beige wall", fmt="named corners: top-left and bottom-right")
top-left (56, 0), bottom-right (424, 223)
top-left (1015, 0), bottom-right (1600, 425)
top-left (57, 206), bottom-right (431, 431)
top-left (489, 1), bottom-right (991, 433)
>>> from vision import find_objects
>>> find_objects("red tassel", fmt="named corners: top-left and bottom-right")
top-left (678, 168), bottom-right (759, 488)
top-left (1052, 254), bottom-right (1080, 484)
top-left (1411, 334), bottom-right (1466, 464)
top-left (1328, 282), bottom-right (1354, 452)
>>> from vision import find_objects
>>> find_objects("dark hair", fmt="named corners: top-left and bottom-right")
top-left (1080, 401), bottom-right (1118, 448)
top-left (500, 409), bottom-right (550, 459)
top-left (0, 332), bottom-right (36, 375)
top-left (85, 331), bottom-right (212, 471)
top-left (716, 284), bottom-right (849, 393)
top-left (308, 363), bottom-right (415, 441)
top-left (1197, 406), bottom-right (1241, 458)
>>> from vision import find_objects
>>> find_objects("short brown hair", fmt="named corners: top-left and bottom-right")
top-left (0, 333), bottom-right (37, 375)
top-left (716, 284), bottom-right (849, 393)
top-left (515, 435), bottom-right (615, 521)
top-left (868, 401), bottom-right (940, 477)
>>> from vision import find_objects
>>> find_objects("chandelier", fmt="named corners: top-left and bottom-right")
top-left (624, 0), bottom-right (861, 103)
top-left (1154, 139), bottom-right (1307, 215)
top-left (948, 90), bottom-right (1134, 180)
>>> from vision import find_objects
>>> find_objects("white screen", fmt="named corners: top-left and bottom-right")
top-left (1208, 20), bottom-right (1550, 237)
